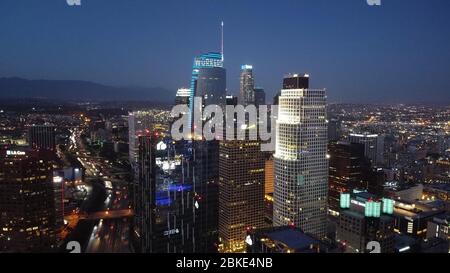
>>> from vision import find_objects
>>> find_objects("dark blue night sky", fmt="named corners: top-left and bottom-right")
top-left (1, 0), bottom-right (449, 104)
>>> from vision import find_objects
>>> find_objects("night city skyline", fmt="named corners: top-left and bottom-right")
top-left (1, 0), bottom-right (450, 268)
top-left (1, 0), bottom-right (450, 104)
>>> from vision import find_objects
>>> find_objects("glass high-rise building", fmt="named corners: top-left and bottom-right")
top-left (188, 52), bottom-right (226, 134)
top-left (239, 65), bottom-right (255, 106)
top-left (273, 74), bottom-right (328, 239)
top-left (185, 51), bottom-right (227, 252)
top-left (132, 135), bottom-right (197, 253)
top-left (188, 140), bottom-right (220, 252)
top-left (131, 134), bottom-right (156, 253)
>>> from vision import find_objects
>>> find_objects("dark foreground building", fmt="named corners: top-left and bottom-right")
top-left (132, 136), bottom-right (197, 253)
top-left (337, 191), bottom-right (395, 253)
top-left (0, 148), bottom-right (62, 252)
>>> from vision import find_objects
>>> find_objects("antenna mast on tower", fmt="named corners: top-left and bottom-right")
top-left (221, 21), bottom-right (224, 61)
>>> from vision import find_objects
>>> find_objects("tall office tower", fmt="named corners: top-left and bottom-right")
top-left (273, 74), bottom-right (328, 239)
top-left (128, 111), bottom-right (153, 167)
top-left (0, 148), bottom-right (62, 252)
top-left (186, 50), bottom-right (226, 251)
top-left (28, 125), bottom-right (56, 151)
top-left (153, 181), bottom-right (197, 253)
top-left (188, 52), bottom-right (226, 133)
top-left (132, 134), bottom-right (156, 253)
top-left (132, 135), bottom-right (197, 253)
top-left (254, 87), bottom-right (266, 107)
top-left (328, 142), bottom-right (371, 213)
top-left (239, 65), bottom-right (255, 106)
top-left (328, 118), bottom-right (341, 142)
top-left (349, 133), bottom-right (384, 166)
top-left (218, 139), bottom-right (265, 253)
top-left (154, 139), bottom-right (196, 253)
top-left (175, 88), bottom-right (191, 106)
top-left (337, 191), bottom-right (395, 253)
top-left (190, 140), bottom-right (220, 252)
top-left (183, 29), bottom-right (227, 251)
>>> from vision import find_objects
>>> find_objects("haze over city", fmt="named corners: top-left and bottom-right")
top-left (1, 0), bottom-right (450, 104)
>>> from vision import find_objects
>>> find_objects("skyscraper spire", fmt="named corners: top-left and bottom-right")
top-left (221, 21), bottom-right (224, 61)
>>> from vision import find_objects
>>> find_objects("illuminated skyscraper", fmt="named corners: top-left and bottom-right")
top-left (186, 49), bottom-right (227, 252)
top-left (188, 52), bottom-right (226, 133)
top-left (239, 65), bottom-right (255, 106)
top-left (183, 25), bottom-right (227, 252)
top-left (185, 52), bottom-right (226, 250)
top-left (132, 135), bottom-right (197, 253)
top-left (218, 139), bottom-right (265, 252)
top-left (273, 74), bottom-right (328, 239)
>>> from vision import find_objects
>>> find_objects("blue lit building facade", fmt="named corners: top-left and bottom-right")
top-left (132, 134), bottom-right (197, 253)
top-left (184, 52), bottom-right (226, 252)
top-left (188, 52), bottom-right (226, 134)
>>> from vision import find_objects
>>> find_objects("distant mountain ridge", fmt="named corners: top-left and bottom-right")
top-left (0, 77), bottom-right (173, 102)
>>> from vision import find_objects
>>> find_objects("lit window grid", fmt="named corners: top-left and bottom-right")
top-left (273, 88), bottom-right (328, 239)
